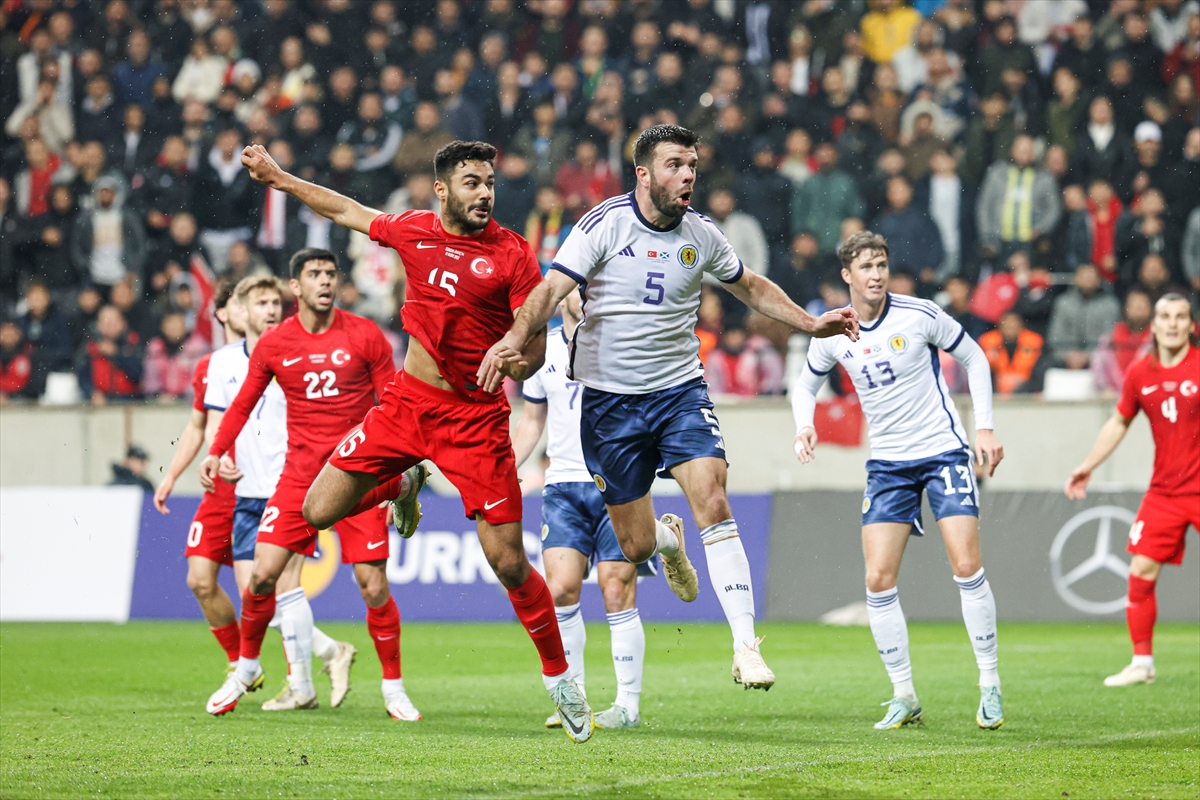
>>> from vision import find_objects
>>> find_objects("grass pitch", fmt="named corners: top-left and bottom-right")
top-left (1, 620), bottom-right (1196, 799)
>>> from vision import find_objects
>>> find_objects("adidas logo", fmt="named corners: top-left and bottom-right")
top-left (960, 496), bottom-right (974, 506)
top-left (841, 350), bottom-right (853, 360)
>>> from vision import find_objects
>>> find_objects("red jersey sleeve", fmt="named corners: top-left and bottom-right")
top-left (506, 234), bottom-right (544, 312)
top-left (209, 338), bottom-right (274, 457)
top-left (368, 211), bottom-right (415, 250)
top-left (191, 354), bottom-right (210, 412)
top-left (1116, 360), bottom-right (1143, 420)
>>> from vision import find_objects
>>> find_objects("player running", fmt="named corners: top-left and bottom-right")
top-left (235, 139), bottom-right (593, 743)
top-left (1065, 293), bottom-right (1198, 687)
top-left (199, 248), bottom-right (420, 721)
top-left (790, 231), bottom-right (1006, 730)
top-left (203, 275), bottom-right (354, 711)
top-left (481, 124), bottom-right (858, 691)
top-left (512, 291), bottom-right (651, 730)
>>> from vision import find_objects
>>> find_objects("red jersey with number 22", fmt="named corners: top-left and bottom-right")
top-left (209, 312), bottom-right (394, 484)
top-left (369, 211), bottom-right (543, 402)
top-left (1116, 345), bottom-right (1200, 496)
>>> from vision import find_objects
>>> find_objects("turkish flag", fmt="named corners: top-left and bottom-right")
top-left (814, 394), bottom-right (864, 447)
top-left (189, 252), bottom-right (217, 348)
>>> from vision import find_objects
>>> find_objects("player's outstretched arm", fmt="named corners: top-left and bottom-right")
top-left (725, 270), bottom-right (859, 341)
top-left (789, 362), bottom-right (827, 463)
top-left (241, 144), bottom-right (381, 235)
top-left (1065, 412), bottom-right (1133, 499)
top-left (478, 271), bottom-right (577, 392)
top-left (153, 408), bottom-right (207, 514)
top-left (511, 400), bottom-right (549, 468)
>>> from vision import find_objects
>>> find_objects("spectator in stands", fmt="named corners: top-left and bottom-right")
top-left (979, 311), bottom-right (1046, 395)
top-left (1135, 253), bottom-right (1183, 302)
top-left (695, 286), bottom-right (724, 368)
top-left (1116, 188), bottom-right (1179, 291)
top-left (1054, 184), bottom-right (1094, 271)
top-left (1184, 206), bottom-right (1200, 293)
top-left (144, 213), bottom-right (208, 306)
top-left (68, 286), bottom-right (102, 351)
top-left (485, 61), bottom-right (531, 151)
top-left (777, 128), bottom-right (815, 187)
top-left (392, 102), bottom-right (456, 181)
top-left (972, 250), bottom-right (1028, 325)
top-left (839, 99), bottom-right (887, 188)
top-left (791, 141), bottom-right (864, 256)
top-left (961, 93), bottom-right (1017, 186)
top-left (69, 141), bottom-right (127, 213)
top-left (1056, 13), bottom-right (1107, 90)
top-left (943, 275), bottom-right (991, 342)
top-left (492, 154), bottom-right (537, 232)
top-left (1162, 12), bottom-right (1200, 89)
top-left (136, 136), bottom-right (191, 238)
top-left (524, 185), bottom-right (572, 273)
top-left (1085, 179), bottom-right (1124, 283)
top-left (192, 128), bottom-right (256, 273)
top-left (511, 100), bottom-right (573, 186)
top-left (1092, 287), bottom-right (1155, 392)
top-left (872, 175), bottom-right (943, 286)
top-left (14, 138), bottom-right (68, 218)
top-left (0, 317), bottom-right (34, 403)
top-left (1047, 68), bottom-right (1089, 156)
top-left (1103, 56), bottom-right (1144, 135)
top-left (704, 325), bottom-right (784, 397)
top-left (913, 148), bottom-right (976, 283)
top-left (19, 282), bottom-right (73, 397)
top-left (773, 232), bottom-right (825, 310)
top-left (435, 67), bottom-right (485, 142)
top-left (739, 140), bottom-right (793, 263)
top-left (555, 138), bottom-right (621, 219)
top-left (110, 277), bottom-right (157, 345)
top-left (1009, 260), bottom-right (1057, 337)
top-left (707, 189), bottom-right (768, 278)
top-left (114, 104), bottom-right (158, 179)
top-left (112, 29), bottom-right (166, 108)
top-left (142, 311), bottom-right (207, 400)
top-left (1118, 121), bottom-right (1170, 203)
top-left (108, 444), bottom-right (155, 492)
top-left (77, 303), bottom-right (144, 404)
top-left (1047, 263), bottom-right (1121, 369)
top-left (1072, 95), bottom-right (1131, 186)
top-left (15, 185), bottom-right (81, 300)
top-left (860, 0), bottom-right (921, 66)
top-left (977, 135), bottom-right (1061, 261)
top-left (76, 75), bottom-right (122, 149)
top-left (70, 177), bottom-right (146, 292)
top-left (6, 78), bottom-right (75, 155)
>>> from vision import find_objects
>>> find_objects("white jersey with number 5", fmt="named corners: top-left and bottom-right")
top-left (551, 193), bottom-right (744, 395)
top-left (521, 326), bottom-right (592, 485)
top-left (204, 340), bottom-right (288, 498)
top-left (804, 294), bottom-right (992, 461)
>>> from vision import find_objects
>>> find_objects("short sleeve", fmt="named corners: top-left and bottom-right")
top-left (927, 307), bottom-right (968, 352)
top-left (368, 211), bottom-right (411, 249)
top-left (191, 368), bottom-right (207, 411)
top-left (1116, 365), bottom-right (1141, 420)
top-left (506, 235), bottom-right (545, 311)
top-left (550, 223), bottom-right (605, 284)
top-left (203, 353), bottom-right (227, 410)
top-left (805, 337), bottom-right (838, 376)
top-left (522, 367), bottom-right (547, 403)
top-left (704, 228), bottom-right (744, 285)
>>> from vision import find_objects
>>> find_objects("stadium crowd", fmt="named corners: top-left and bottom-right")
top-left (1, 0), bottom-right (1198, 406)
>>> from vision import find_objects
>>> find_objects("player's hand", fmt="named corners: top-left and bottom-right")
top-left (241, 144), bottom-right (285, 188)
top-left (153, 476), bottom-right (174, 514)
top-left (793, 427), bottom-right (818, 464)
top-left (975, 429), bottom-right (1003, 477)
top-left (810, 306), bottom-right (860, 342)
top-left (218, 454), bottom-right (243, 484)
top-left (478, 332), bottom-right (529, 393)
top-left (198, 454), bottom-right (221, 491)
top-left (1064, 465), bottom-right (1091, 500)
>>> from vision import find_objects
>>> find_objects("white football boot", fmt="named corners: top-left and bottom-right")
top-left (322, 642), bottom-right (357, 707)
top-left (206, 665), bottom-right (264, 715)
top-left (732, 636), bottom-right (775, 690)
top-left (659, 514), bottom-right (699, 602)
top-left (544, 710), bottom-right (562, 728)
top-left (262, 683), bottom-right (319, 711)
top-left (594, 704), bottom-right (640, 728)
top-left (1104, 662), bottom-right (1156, 686)
top-left (385, 688), bottom-right (422, 721)
top-left (391, 463), bottom-right (429, 539)
top-left (549, 676), bottom-right (594, 743)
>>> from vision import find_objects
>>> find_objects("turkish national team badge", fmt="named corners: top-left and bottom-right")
top-left (888, 334), bottom-right (909, 354)
top-left (594, 475), bottom-right (607, 492)
top-left (678, 244), bottom-right (699, 269)
top-left (470, 256), bottom-right (495, 276)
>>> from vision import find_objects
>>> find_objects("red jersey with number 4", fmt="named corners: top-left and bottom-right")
top-left (369, 210), bottom-right (543, 402)
top-left (192, 353), bottom-right (237, 505)
top-left (209, 312), bottom-right (394, 484)
top-left (1116, 345), bottom-right (1200, 496)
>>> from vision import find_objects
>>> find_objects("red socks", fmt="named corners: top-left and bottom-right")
top-left (366, 597), bottom-right (402, 679)
top-left (1127, 575), bottom-right (1157, 656)
top-left (210, 622), bottom-right (240, 663)
top-left (239, 590), bottom-right (277, 660)
top-left (348, 475), bottom-right (407, 518)
top-left (508, 569), bottom-right (568, 677)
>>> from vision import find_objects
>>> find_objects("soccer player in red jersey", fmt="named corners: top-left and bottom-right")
top-left (154, 280), bottom-right (245, 668)
top-left (198, 248), bottom-right (421, 721)
top-left (235, 140), bottom-right (592, 741)
top-left (1066, 293), bottom-right (1199, 686)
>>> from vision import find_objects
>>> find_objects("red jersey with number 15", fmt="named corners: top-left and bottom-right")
top-left (369, 210), bottom-right (543, 402)
top-left (209, 311), bottom-right (394, 484)
top-left (1116, 345), bottom-right (1200, 496)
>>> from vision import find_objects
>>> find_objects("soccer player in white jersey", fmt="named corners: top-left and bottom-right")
top-left (791, 231), bottom-right (1007, 730)
top-left (204, 275), bottom-right (355, 711)
top-left (512, 291), bottom-right (650, 729)
top-left (481, 125), bottom-right (859, 689)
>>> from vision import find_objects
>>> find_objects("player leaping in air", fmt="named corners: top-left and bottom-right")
top-left (236, 140), bottom-right (593, 743)
top-left (481, 125), bottom-right (859, 692)
top-left (1065, 293), bottom-right (1198, 687)
top-left (791, 231), bottom-right (1006, 730)
top-left (199, 248), bottom-right (421, 721)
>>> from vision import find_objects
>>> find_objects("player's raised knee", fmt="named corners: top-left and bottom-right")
top-left (301, 491), bottom-right (334, 531)
top-left (620, 539), bottom-right (656, 564)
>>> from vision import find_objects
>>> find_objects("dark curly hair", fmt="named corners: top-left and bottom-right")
top-left (434, 140), bottom-right (498, 182)
top-left (633, 125), bottom-right (699, 169)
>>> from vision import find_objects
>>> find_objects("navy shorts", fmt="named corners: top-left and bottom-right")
top-left (862, 448), bottom-right (979, 534)
top-left (232, 496), bottom-right (267, 561)
top-left (541, 482), bottom-right (656, 577)
top-left (581, 377), bottom-right (726, 506)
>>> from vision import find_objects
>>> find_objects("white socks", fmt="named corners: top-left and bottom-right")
top-left (235, 656), bottom-right (260, 686)
top-left (555, 603), bottom-right (587, 697)
top-left (607, 608), bottom-right (644, 716)
top-left (274, 587), bottom-right (315, 696)
top-left (700, 520), bottom-right (756, 650)
top-left (867, 587), bottom-right (915, 700)
top-left (312, 626), bottom-right (339, 663)
top-left (1132, 654), bottom-right (1154, 670)
top-left (382, 677), bottom-right (405, 698)
top-left (954, 568), bottom-right (1000, 689)
top-left (653, 519), bottom-right (679, 559)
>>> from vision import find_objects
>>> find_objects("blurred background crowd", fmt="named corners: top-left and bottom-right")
top-left (1, 0), bottom-right (1198, 408)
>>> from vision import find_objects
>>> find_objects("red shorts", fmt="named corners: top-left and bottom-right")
top-left (184, 484), bottom-right (236, 567)
top-left (256, 474), bottom-right (390, 563)
top-left (1128, 491), bottom-right (1200, 565)
top-left (328, 371), bottom-right (522, 525)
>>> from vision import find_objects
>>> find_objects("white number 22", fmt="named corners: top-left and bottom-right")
top-left (304, 370), bottom-right (339, 399)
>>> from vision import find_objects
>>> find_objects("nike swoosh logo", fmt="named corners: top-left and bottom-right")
top-left (530, 623), bottom-right (550, 633)
top-left (484, 498), bottom-right (507, 510)
top-left (416, 242), bottom-right (436, 249)
top-left (1141, 385), bottom-right (1158, 395)
top-left (376, 634), bottom-right (396, 641)
top-left (366, 540), bottom-right (386, 550)
top-left (282, 357), bottom-right (303, 366)
top-left (561, 709), bottom-right (585, 736)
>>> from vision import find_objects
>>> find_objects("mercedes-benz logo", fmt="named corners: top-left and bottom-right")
top-left (1049, 505), bottom-right (1133, 615)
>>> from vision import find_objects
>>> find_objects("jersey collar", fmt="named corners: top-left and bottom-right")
top-left (630, 192), bottom-right (683, 233)
top-left (859, 294), bottom-right (892, 332)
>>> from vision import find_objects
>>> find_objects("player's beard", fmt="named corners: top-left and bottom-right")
top-left (648, 174), bottom-right (688, 221)
top-left (444, 191), bottom-right (491, 233)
